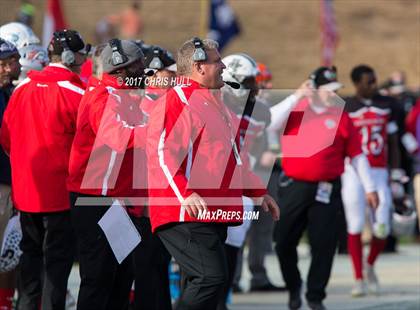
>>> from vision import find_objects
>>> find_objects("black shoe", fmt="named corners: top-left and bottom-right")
top-left (337, 248), bottom-right (348, 255)
top-left (307, 300), bottom-right (326, 310)
top-left (250, 282), bottom-right (287, 292)
top-left (288, 289), bottom-right (302, 310)
top-left (232, 283), bottom-right (243, 293)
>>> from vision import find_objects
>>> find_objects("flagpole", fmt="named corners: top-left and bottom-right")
top-left (199, 0), bottom-right (209, 38)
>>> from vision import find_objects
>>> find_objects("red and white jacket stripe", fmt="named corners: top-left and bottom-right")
top-left (146, 79), bottom-right (266, 232)
top-left (67, 74), bottom-right (148, 216)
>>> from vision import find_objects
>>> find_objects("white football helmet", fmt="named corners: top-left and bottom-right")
top-left (18, 44), bottom-right (49, 79)
top-left (19, 44), bottom-right (49, 71)
top-left (0, 23), bottom-right (47, 82)
top-left (222, 53), bottom-right (259, 98)
top-left (0, 22), bottom-right (40, 49)
top-left (391, 180), bottom-right (417, 237)
top-left (0, 215), bottom-right (22, 273)
top-left (392, 198), bottom-right (417, 237)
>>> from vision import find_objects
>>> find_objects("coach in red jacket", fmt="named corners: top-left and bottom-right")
top-left (67, 39), bottom-right (148, 310)
top-left (146, 37), bottom-right (279, 309)
top-left (268, 68), bottom-right (379, 310)
top-left (0, 30), bottom-right (86, 310)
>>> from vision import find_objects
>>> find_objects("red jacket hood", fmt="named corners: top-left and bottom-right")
top-left (101, 73), bottom-right (139, 90)
top-left (27, 65), bottom-right (84, 87)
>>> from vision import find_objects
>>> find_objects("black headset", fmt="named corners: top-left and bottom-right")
top-left (192, 37), bottom-right (207, 62)
top-left (149, 47), bottom-right (164, 70)
top-left (109, 38), bottom-right (128, 66)
top-left (54, 31), bottom-right (75, 65)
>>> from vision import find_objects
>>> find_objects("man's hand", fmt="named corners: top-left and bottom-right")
top-left (366, 191), bottom-right (379, 210)
top-left (253, 194), bottom-right (280, 221)
top-left (294, 80), bottom-right (314, 100)
top-left (259, 151), bottom-right (278, 168)
top-left (182, 192), bottom-right (208, 218)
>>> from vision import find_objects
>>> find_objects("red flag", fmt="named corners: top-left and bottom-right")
top-left (320, 0), bottom-right (339, 66)
top-left (42, 0), bottom-right (66, 47)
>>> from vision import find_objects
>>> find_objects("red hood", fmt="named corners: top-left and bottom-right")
top-left (27, 65), bottom-right (84, 87)
top-left (86, 76), bottom-right (101, 89)
top-left (101, 73), bottom-right (137, 90)
top-left (80, 58), bottom-right (93, 83)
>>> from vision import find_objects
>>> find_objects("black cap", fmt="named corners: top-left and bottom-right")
top-left (48, 29), bottom-right (85, 55)
top-left (310, 66), bottom-right (343, 91)
top-left (142, 45), bottom-right (175, 71)
top-left (0, 38), bottom-right (19, 59)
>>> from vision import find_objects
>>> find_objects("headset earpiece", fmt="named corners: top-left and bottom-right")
top-left (109, 38), bottom-right (128, 66)
top-left (192, 37), bottom-right (207, 62)
top-left (149, 47), bottom-right (164, 70)
top-left (61, 48), bottom-right (75, 65)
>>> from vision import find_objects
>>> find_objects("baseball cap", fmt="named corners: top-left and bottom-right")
top-left (310, 66), bottom-right (343, 91)
top-left (48, 29), bottom-right (85, 55)
top-left (0, 38), bottom-right (19, 59)
top-left (142, 45), bottom-right (176, 72)
top-left (101, 39), bottom-right (144, 73)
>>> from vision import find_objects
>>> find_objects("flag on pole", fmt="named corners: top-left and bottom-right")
top-left (42, 0), bottom-right (66, 47)
top-left (207, 0), bottom-right (240, 51)
top-left (320, 0), bottom-right (339, 66)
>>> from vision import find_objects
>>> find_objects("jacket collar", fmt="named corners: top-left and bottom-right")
top-left (27, 64), bottom-right (84, 88)
top-left (48, 63), bottom-right (72, 71)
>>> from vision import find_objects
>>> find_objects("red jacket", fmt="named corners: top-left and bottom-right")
top-left (85, 75), bottom-right (101, 93)
top-left (406, 98), bottom-right (420, 135)
top-left (67, 74), bottom-right (148, 216)
top-left (0, 64), bottom-right (85, 213)
top-left (146, 79), bottom-right (266, 232)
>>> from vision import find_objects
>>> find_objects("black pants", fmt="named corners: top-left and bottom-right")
top-left (217, 244), bottom-right (239, 310)
top-left (17, 211), bottom-right (75, 310)
top-left (157, 223), bottom-right (228, 310)
top-left (70, 192), bottom-right (133, 310)
top-left (132, 217), bottom-right (172, 310)
top-left (273, 177), bottom-right (341, 303)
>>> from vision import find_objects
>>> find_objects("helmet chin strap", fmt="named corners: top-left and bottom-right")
top-left (224, 81), bottom-right (240, 89)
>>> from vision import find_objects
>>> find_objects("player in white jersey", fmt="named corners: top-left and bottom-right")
top-left (343, 65), bottom-right (402, 297)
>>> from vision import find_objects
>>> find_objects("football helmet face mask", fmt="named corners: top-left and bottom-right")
top-left (19, 44), bottom-right (49, 72)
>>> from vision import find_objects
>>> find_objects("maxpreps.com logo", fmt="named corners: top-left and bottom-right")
top-left (197, 209), bottom-right (259, 221)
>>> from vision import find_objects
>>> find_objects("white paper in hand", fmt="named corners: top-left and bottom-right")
top-left (98, 200), bottom-right (141, 264)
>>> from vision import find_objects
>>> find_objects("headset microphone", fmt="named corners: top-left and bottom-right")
top-left (144, 69), bottom-right (155, 77)
top-left (224, 81), bottom-right (240, 89)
